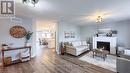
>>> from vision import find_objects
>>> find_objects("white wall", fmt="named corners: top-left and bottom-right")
top-left (0, 18), bottom-right (33, 47)
top-left (0, 17), bottom-right (33, 63)
top-left (80, 20), bottom-right (130, 48)
top-left (58, 22), bottom-right (81, 42)
top-left (32, 18), bottom-right (37, 57)
top-left (80, 25), bottom-right (97, 41)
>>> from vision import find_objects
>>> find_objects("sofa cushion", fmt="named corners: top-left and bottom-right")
top-left (72, 41), bottom-right (81, 47)
top-left (82, 41), bottom-right (87, 46)
top-left (82, 45), bottom-right (88, 49)
top-left (64, 42), bottom-right (71, 46)
top-left (75, 46), bottom-right (87, 51)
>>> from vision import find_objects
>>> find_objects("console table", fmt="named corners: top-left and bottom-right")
top-left (1, 46), bottom-right (31, 66)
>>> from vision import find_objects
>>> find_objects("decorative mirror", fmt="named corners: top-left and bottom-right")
top-left (10, 26), bottom-right (27, 38)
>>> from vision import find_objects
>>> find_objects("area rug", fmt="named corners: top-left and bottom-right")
top-left (79, 51), bottom-right (116, 72)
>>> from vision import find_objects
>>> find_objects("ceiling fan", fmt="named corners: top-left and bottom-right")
top-left (23, 0), bottom-right (39, 7)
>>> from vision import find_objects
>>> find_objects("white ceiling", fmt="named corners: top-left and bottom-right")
top-left (15, 0), bottom-right (130, 25)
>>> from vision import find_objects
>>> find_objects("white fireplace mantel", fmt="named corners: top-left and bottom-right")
top-left (93, 36), bottom-right (117, 54)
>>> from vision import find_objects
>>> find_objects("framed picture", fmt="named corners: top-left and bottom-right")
top-left (10, 26), bottom-right (27, 38)
top-left (71, 32), bottom-right (75, 38)
top-left (64, 32), bottom-right (70, 38)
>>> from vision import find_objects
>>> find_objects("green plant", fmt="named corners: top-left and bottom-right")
top-left (25, 31), bottom-right (33, 42)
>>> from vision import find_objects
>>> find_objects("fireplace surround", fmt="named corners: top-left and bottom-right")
top-left (93, 37), bottom-right (117, 54)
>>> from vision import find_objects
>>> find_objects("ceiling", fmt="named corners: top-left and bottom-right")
top-left (15, 0), bottom-right (130, 25)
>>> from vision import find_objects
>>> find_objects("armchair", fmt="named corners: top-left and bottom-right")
top-left (116, 49), bottom-right (130, 73)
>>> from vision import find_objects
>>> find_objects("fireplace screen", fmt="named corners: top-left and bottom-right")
top-left (97, 41), bottom-right (110, 52)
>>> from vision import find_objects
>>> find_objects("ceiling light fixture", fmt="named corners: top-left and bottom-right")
top-left (96, 16), bottom-right (103, 23)
top-left (23, 0), bottom-right (39, 7)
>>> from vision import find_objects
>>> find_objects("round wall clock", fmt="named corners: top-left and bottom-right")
top-left (10, 26), bottom-right (27, 38)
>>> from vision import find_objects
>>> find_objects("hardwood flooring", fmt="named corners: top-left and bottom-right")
top-left (0, 48), bottom-right (116, 73)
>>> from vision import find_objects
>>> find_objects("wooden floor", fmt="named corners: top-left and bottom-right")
top-left (0, 47), bottom-right (116, 73)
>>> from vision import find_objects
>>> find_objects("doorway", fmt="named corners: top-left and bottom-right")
top-left (36, 21), bottom-right (57, 56)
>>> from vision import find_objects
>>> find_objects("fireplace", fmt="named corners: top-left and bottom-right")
top-left (93, 37), bottom-right (117, 54)
top-left (97, 41), bottom-right (110, 52)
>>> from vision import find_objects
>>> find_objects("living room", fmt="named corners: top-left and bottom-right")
top-left (52, 0), bottom-right (130, 72)
top-left (0, 0), bottom-right (130, 73)
top-left (59, 18), bottom-right (130, 72)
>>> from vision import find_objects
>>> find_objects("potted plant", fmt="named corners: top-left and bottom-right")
top-left (25, 31), bottom-right (33, 46)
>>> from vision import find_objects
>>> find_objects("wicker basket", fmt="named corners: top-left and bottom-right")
top-left (4, 57), bottom-right (12, 66)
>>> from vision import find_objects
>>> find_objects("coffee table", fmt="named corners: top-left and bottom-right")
top-left (92, 49), bottom-right (109, 61)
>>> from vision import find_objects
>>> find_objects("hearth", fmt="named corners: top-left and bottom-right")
top-left (97, 41), bottom-right (110, 52)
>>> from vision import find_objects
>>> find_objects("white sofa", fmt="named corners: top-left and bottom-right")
top-left (66, 41), bottom-right (90, 56)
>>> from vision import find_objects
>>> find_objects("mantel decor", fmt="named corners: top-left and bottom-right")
top-left (96, 28), bottom-right (114, 37)
top-left (10, 26), bottom-right (27, 38)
